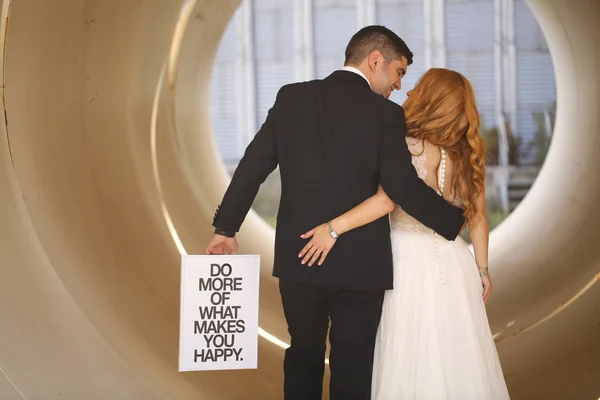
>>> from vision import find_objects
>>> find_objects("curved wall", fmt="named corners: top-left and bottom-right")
top-left (0, 0), bottom-right (598, 398)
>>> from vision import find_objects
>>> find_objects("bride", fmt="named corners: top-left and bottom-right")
top-left (298, 68), bottom-right (511, 399)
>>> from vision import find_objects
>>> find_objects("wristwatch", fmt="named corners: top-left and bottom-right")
top-left (327, 221), bottom-right (339, 240)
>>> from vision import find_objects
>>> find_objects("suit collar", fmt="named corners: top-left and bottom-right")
top-left (326, 69), bottom-right (373, 91)
top-left (340, 66), bottom-right (372, 89)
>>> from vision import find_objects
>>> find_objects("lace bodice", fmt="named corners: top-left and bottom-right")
top-left (389, 138), bottom-right (460, 234)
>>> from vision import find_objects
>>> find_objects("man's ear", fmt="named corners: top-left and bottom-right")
top-left (368, 50), bottom-right (382, 71)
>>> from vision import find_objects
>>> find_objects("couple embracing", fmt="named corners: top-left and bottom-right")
top-left (206, 25), bottom-right (510, 400)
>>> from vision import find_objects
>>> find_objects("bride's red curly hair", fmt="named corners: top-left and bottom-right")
top-left (402, 68), bottom-right (486, 223)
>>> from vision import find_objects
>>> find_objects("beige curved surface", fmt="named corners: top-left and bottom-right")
top-left (0, 0), bottom-right (598, 399)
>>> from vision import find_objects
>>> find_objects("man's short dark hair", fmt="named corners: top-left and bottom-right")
top-left (344, 25), bottom-right (413, 66)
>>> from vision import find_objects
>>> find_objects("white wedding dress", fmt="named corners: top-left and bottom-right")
top-left (371, 138), bottom-right (511, 399)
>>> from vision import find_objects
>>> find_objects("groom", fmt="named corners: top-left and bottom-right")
top-left (206, 26), bottom-right (465, 400)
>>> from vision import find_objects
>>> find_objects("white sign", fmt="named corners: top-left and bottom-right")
top-left (179, 254), bottom-right (260, 372)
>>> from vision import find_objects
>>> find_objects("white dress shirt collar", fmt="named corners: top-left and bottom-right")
top-left (340, 66), bottom-right (373, 89)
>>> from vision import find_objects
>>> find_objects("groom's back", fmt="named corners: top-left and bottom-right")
top-left (272, 70), bottom-right (401, 290)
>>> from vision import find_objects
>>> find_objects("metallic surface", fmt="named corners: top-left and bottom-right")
top-left (0, 0), bottom-right (598, 399)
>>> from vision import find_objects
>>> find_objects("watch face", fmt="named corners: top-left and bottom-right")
top-left (327, 221), bottom-right (338, 239)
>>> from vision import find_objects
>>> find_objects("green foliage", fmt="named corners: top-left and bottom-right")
top-left (529, 101), bottom-right (556, 167)
top-left (481, 122), bottom-right (522, 166)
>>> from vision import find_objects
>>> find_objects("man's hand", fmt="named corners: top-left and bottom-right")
top-left (205, 234), bottom-right (238, 255)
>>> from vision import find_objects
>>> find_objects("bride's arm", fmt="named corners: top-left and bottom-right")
top-left (333, 184), bottom-right (395, 235)
top-left (468, 188), bottom-right (493, 304)
top-left (298, 185), bottom-right (395, 266)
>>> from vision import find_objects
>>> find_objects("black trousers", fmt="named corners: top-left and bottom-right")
top-left (279, 279), bottom-right (385, 400)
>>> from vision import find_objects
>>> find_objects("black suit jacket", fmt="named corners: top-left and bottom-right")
top-left (212, 70), bottom-right (465, 290)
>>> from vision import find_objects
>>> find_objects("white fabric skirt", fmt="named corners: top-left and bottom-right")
top-left (371, 231), bottom-right (511, 400)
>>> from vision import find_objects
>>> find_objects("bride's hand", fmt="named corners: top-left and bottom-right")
top-left (298, 224), bottom-right (337, 267)
top-left (481, 273), bottom-right (493, 304)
